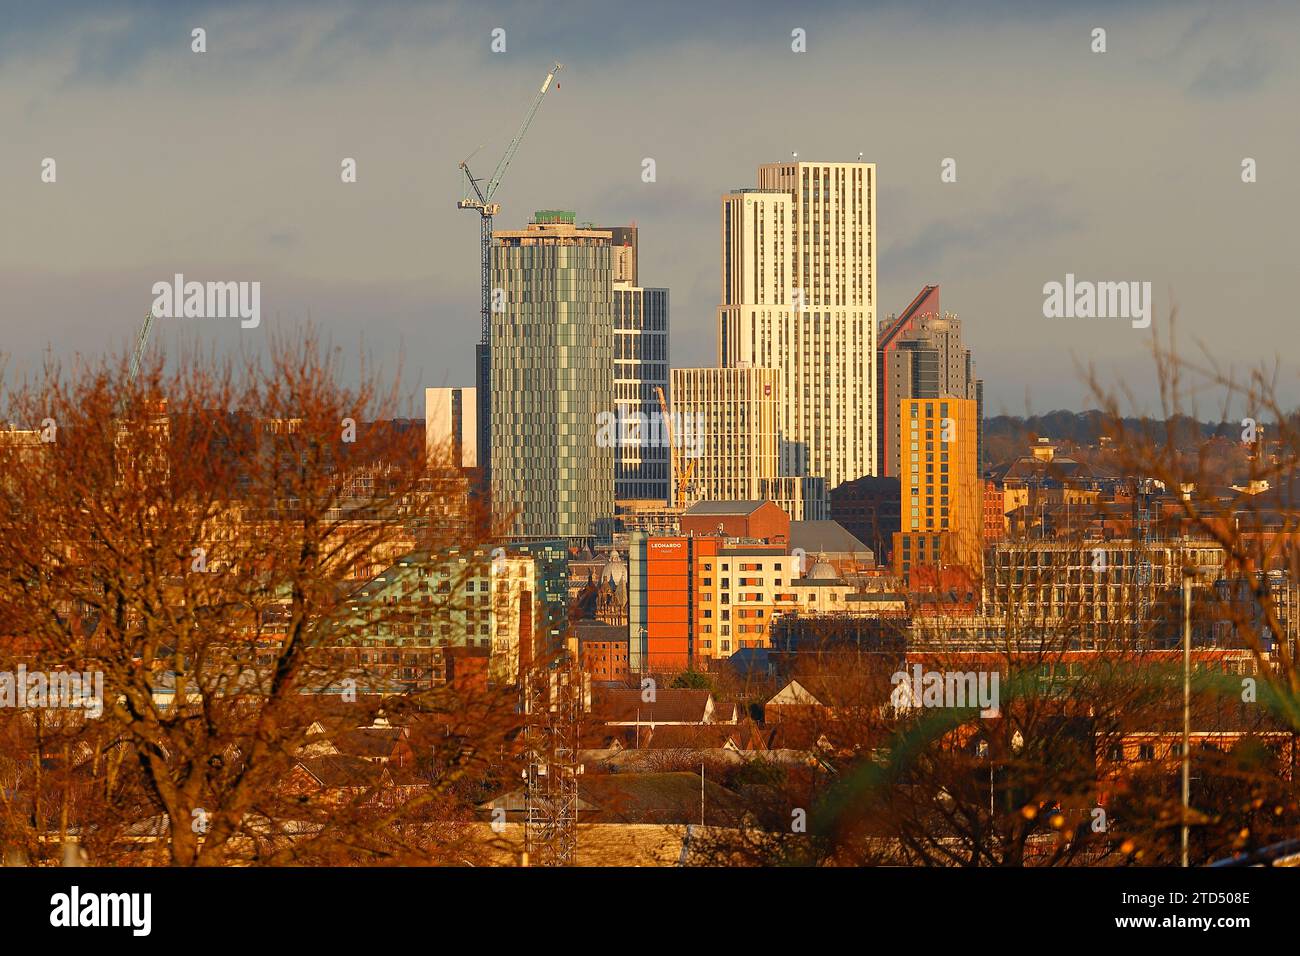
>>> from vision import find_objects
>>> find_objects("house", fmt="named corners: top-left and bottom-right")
top-left (764, 676), bottom-right (868, 723)
top-left (285, 755), bottom-right (391, 805)
top-left (591, 687), bottom-right (737, 726)
top-left (298, 717), bottom-right (415, 767)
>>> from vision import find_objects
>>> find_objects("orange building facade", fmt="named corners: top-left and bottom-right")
top-left (630, 533), bottom-right (832, 672)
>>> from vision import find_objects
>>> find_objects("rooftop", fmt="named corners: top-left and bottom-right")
top-left (684, 500), bottom-right (770, 516)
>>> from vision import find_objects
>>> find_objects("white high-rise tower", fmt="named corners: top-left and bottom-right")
top-left (717, 161), bottom-right (876, 495)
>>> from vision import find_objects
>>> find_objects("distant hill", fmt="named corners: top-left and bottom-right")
top-left (982, 410), bottom-right (1289, 481)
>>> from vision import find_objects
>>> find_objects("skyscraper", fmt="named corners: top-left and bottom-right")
top-left (878, 285), bottom-right (984, 478)
top-left (893, 396), bottom-right (982, 581)
top-left (717, 161), bottom-right (877, 496)
top-left (490, 211), bottom-right (615, 542)
top-left (613, 283), bottom-right (670, 503)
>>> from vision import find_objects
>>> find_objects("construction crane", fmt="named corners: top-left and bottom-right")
top-left (458, 62), bottom-right (564, 337)
top-left (129, 311), bottom-right (155, 386)
top-left (655, 386), bottom-right (695, 509)
top-left (114, 311), bottom-right (155, 418)
top-left (458, 62), bottom-right (563, 489)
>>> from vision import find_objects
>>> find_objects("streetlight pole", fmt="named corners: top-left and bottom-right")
top-left (977, 740), bottom-right (993, 817)
top-left (1182, 563), bottom-right (1192, 868)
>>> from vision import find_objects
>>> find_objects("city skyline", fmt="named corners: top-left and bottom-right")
top-left (3, 0), bottom-right (1297, 415)
top-left (3, 1), bottom-right (1300, 906)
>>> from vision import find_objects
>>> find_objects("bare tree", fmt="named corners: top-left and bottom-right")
top-left (0, 333), bottom-right (524, 865)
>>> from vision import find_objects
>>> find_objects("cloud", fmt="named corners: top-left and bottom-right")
top-left (1186, 44), bottom-right (1272, 96)
top-left (1, 0), bottom-right (1297, 413)
top-left (886, 180), bottom-right (1085, 278)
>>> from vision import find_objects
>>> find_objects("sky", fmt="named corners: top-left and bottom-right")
top-left (2, 0), bottom-right (1296, 419)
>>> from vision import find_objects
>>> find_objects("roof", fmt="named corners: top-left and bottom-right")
top-left (766, 675), bottom-right (885, 709)
top-left (880, 284), bottom-right (941, 351)
top-left (579, 725), bottom-right (639, 750)
top-left (986, 455), bottom-right (1111, 484)
top-left (296, 754), bottom-right (387, 788)
top-left (683, 500), bottom-right (769, 516)
top-left (592, 687), bottom-right (717, 724)
top-left (335, 726), bottom-right (406, 760)
top-left (790, 520), bottom-right (874, 559)
top-left (805, 558), bottom-right (841, 582)
top-left (637, 722), bottom-right (765, 751)
top-left (574, 621), bottom-right (629, 644)
top-left (727, 647), bottom-right (771, 675)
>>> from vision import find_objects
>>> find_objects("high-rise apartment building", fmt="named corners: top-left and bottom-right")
top-left (425, 386), bottom-right (477, 470)
top-left (878, 285), bottom-right (984, 478)
top-left (490, 211), bottom-right (615, 542)
top-left (716, 162), bottom-right (876, 492)
top-left (893, 397), bottom-right (982, 580)
top-left (613, 283), bottom-right (670, 503)
top-left (670, 366), bottom-right (825, 519)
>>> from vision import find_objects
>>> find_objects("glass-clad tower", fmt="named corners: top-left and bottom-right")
top-left (490, 211), bottom-right (615, 543)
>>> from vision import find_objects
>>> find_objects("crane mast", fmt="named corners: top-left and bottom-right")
top-left (129, 311), bottom-right (155, 386)
top-left (115, 311), bottom-right (156, 418)
top-left (656, 386), bottom-right (695, 509)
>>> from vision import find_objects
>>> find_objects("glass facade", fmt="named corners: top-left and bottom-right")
top-left (613, 285), bottom-right (671, 502)
top-left (490, 221), bottom-right (615, 543)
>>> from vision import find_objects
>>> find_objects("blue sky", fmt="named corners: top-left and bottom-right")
top-left (2, 0), bottom-right (1296, 417)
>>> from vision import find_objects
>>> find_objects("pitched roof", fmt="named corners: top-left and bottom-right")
top-left (579, 724), bottom-right (639, 750)
top-left (335, 726), bottom-right (406, 759)
top-left (767, 675), bottom-right (881, 709)
top-left (790, 520), bottom-right (873, 558)
top-left (880, 284), bottom-right (941, 351)
top-left (640, 722), bottom-right (764, 751)
top-left (592, 687), bottom-right (714, 724)
top-left (683, 500), bottom-right (768, 516)
top-left (296, 754), bottom-right (387, 788)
